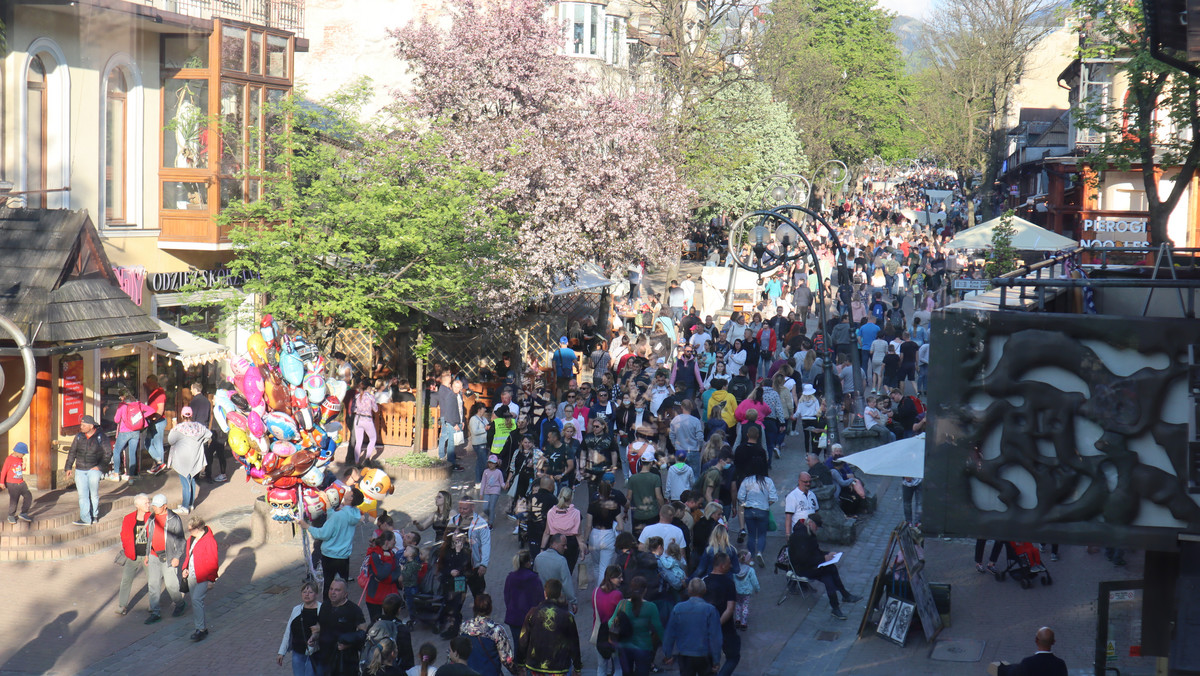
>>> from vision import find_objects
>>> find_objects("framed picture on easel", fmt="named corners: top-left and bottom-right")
top-left (875, 595), bottom-right (915, 647)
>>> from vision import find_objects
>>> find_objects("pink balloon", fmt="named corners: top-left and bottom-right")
top-left (243, 366), bottom-right (265, 408)
top-left (248, 411), bottom-right (265, 438)
top-left (229, 354), bottom-right (253, 377)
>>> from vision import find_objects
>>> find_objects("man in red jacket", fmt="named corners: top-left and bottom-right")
top-left (183, 516), bottom-right (219, 641)
top-left (115, 493), bottom-right (153, 616)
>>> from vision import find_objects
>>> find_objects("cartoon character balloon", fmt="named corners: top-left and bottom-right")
top-left (222, 315), bottom-right (392, 524)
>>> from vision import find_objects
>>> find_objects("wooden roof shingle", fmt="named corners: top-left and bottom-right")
top-left (0, 208), bottom-right (160, 346)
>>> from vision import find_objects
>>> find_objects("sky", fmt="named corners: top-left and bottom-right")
top-left (878, 0), bottom-right (933, 19)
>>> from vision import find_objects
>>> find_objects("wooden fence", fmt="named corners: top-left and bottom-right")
top-left (377, 384), bottom-right (495, 449)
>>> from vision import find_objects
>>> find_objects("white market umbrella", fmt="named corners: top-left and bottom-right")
top-left (840, 433), bottom-right (925, 479)
top-left (945, 215), bottom-right (1076, 252)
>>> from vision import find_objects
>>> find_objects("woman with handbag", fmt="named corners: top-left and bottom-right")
top-left (590, 566), bottom-right (623, 676)
top-left (436, 532), bottom-right (473, 639)
top-left (608, 576), bottom-right (663, 676)
top-left (181, 516), bottom-right (218, 642)
top-left (277, 581), bottom-right (322, 675)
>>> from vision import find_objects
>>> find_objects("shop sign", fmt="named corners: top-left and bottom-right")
top-left (148, 268), bottom-right (259, 293)
top-left (112, 266), bottom-right (145, 306)
top-left (1080, 216), bottom-right (1152, 248)
top-left (60, 358), bottom-right (85, 430)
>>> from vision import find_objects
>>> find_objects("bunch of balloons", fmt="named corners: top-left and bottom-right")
top-left (212, 314), bottom-right (394, 523)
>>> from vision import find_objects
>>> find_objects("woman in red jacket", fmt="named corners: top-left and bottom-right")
top-left (183, 516), bottom-right (219, 642)
top-left (363, 530), bottom-right (400, 624)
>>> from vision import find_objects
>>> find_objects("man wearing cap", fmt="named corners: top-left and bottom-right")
top-left (144, 493), bottom-right (188, 623)
top-left (1, 442), bottom-right (33, 523)
top-left (168, 406), bottom-right (212, 515)
top-left (628, 449), bottom-right (665, 538)
top-left (787, 513), bottom-right (860, 620)
top-left (65, 415), bottom-right (111, 526)
top-left (550, 336), bottom-right (578, 397)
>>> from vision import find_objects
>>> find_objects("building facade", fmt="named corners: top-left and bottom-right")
top-left (0, 0), bottom-right (303, 485)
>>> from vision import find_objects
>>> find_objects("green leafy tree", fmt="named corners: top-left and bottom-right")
top-left (915, 0), bottom-right (1060, 224)
top-left (681, 81), bottom-right (808, 219)
top-left (218, 80), bottom-right (516, 335)
top-left (1071, 0), bottom-right (1200, 245)
top-left (985, 210), bottom-right (1020, 278)
top-left (759, 0), bottom-right (912, 169)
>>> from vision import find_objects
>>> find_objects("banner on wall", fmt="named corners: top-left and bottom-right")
top-left (60, 358), bottom-right (84, 431)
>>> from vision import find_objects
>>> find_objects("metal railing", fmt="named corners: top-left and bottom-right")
top-left (987, 246), bottom-right (1200, 316)
top-left (153, 0), bottom-right (304, 36)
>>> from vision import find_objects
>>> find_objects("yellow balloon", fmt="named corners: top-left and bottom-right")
top-left (359, 497), bottom-right (380, 519)
top-left (247, 332), bottom-right (268, 367)
top-left (228, 426), bottom-right (250, 458)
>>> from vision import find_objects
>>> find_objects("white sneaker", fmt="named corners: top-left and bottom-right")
top-left (512, 526), bottom-right (520, 535)
top-left (175, 507), bottom-right (190, 515)
top-left (120, 474), bottom-right (130, 482)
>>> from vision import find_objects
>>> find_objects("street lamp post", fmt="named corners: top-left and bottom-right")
top-left (726, 201), bottom-right (864, 445)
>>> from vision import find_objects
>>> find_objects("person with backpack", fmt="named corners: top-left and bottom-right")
top-left (458, 594), bottom-right (512, 676)
top-left (360, 594), bottom-right (414, 676)
top-left (609, 576), bottom-right (664, 676)
top-left (362, 532), bottom-right (401, 624)
top-left (111, 393), bottom-right (154, 481)
top-left (550, 337), bottom-right (578, 397)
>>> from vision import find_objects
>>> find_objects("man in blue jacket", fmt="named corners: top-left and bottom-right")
top-left (663, 578), bottom-right (723, 676)
top-left (301, 487), bottom-right (364, 602)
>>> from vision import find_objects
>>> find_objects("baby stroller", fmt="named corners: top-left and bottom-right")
top-left (407, 562), bottom-right (446, 630)
top-left (774, 544), bottom-right (816, 606)
top-left (993, 541), bottom-right (1053, 589)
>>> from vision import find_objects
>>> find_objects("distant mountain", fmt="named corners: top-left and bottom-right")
top-left (891, 14), bottom-right (930, 71)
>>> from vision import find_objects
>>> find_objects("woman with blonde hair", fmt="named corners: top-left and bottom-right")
top-left (690, 524), bottom-right (741, 579)
top-left (699, 432), bottom-right (726, 469)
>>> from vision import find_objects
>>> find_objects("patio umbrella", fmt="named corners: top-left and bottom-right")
top-left (840, 433), bottom-right (925, 479)
top-left (945, 215), bottom-right (1076, 252)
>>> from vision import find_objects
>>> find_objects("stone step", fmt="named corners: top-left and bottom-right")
top-left (0, 526), bottom-right (123, 562)
top-left (0, 493), bottom-right (137, 533)
top-left (0, 511), bottom-right (124, 546)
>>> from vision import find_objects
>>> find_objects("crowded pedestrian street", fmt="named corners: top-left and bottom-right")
top-left (0, 0), bottom-right (1195, 673)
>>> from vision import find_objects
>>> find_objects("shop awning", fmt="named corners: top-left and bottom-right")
top-left (152, 319), bottom-right (230, 368)
top-left (551, 262), bottom-right (618, 296)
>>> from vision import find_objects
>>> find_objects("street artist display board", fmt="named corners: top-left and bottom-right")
top-left (857, 524), bottom-right (944, 643)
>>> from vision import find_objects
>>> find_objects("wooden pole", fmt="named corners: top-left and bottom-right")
top-left (414, 329), bottom-right (425, 454)
top-left (30, 357), bottom-right (52, 489)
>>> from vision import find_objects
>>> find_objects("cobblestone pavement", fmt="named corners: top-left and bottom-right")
top-left (0, 374), bottom-right (1144, 673)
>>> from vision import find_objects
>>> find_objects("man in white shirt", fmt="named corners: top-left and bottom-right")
top-left (680, 274), bottom-right (696, 313)
top-left (784, 472), bottom-right (820, 536)
top-left (638, 504), bottom-right (687, 552)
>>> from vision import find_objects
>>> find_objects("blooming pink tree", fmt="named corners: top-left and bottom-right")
top-left (392, 0), bottom-right (694, 315)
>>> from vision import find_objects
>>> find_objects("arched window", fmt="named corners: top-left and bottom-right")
top-left (105, 70), bottom-right (128, 222)
top-left (26, 56), bottom-right (47, 209)
top-left (22, 39), bottom-right (71, 210)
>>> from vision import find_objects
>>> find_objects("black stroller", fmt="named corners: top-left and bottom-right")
top-left (408, 562), bottom-right (446, 629)
top-left (993, 541), bottom-right (1053, 589)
